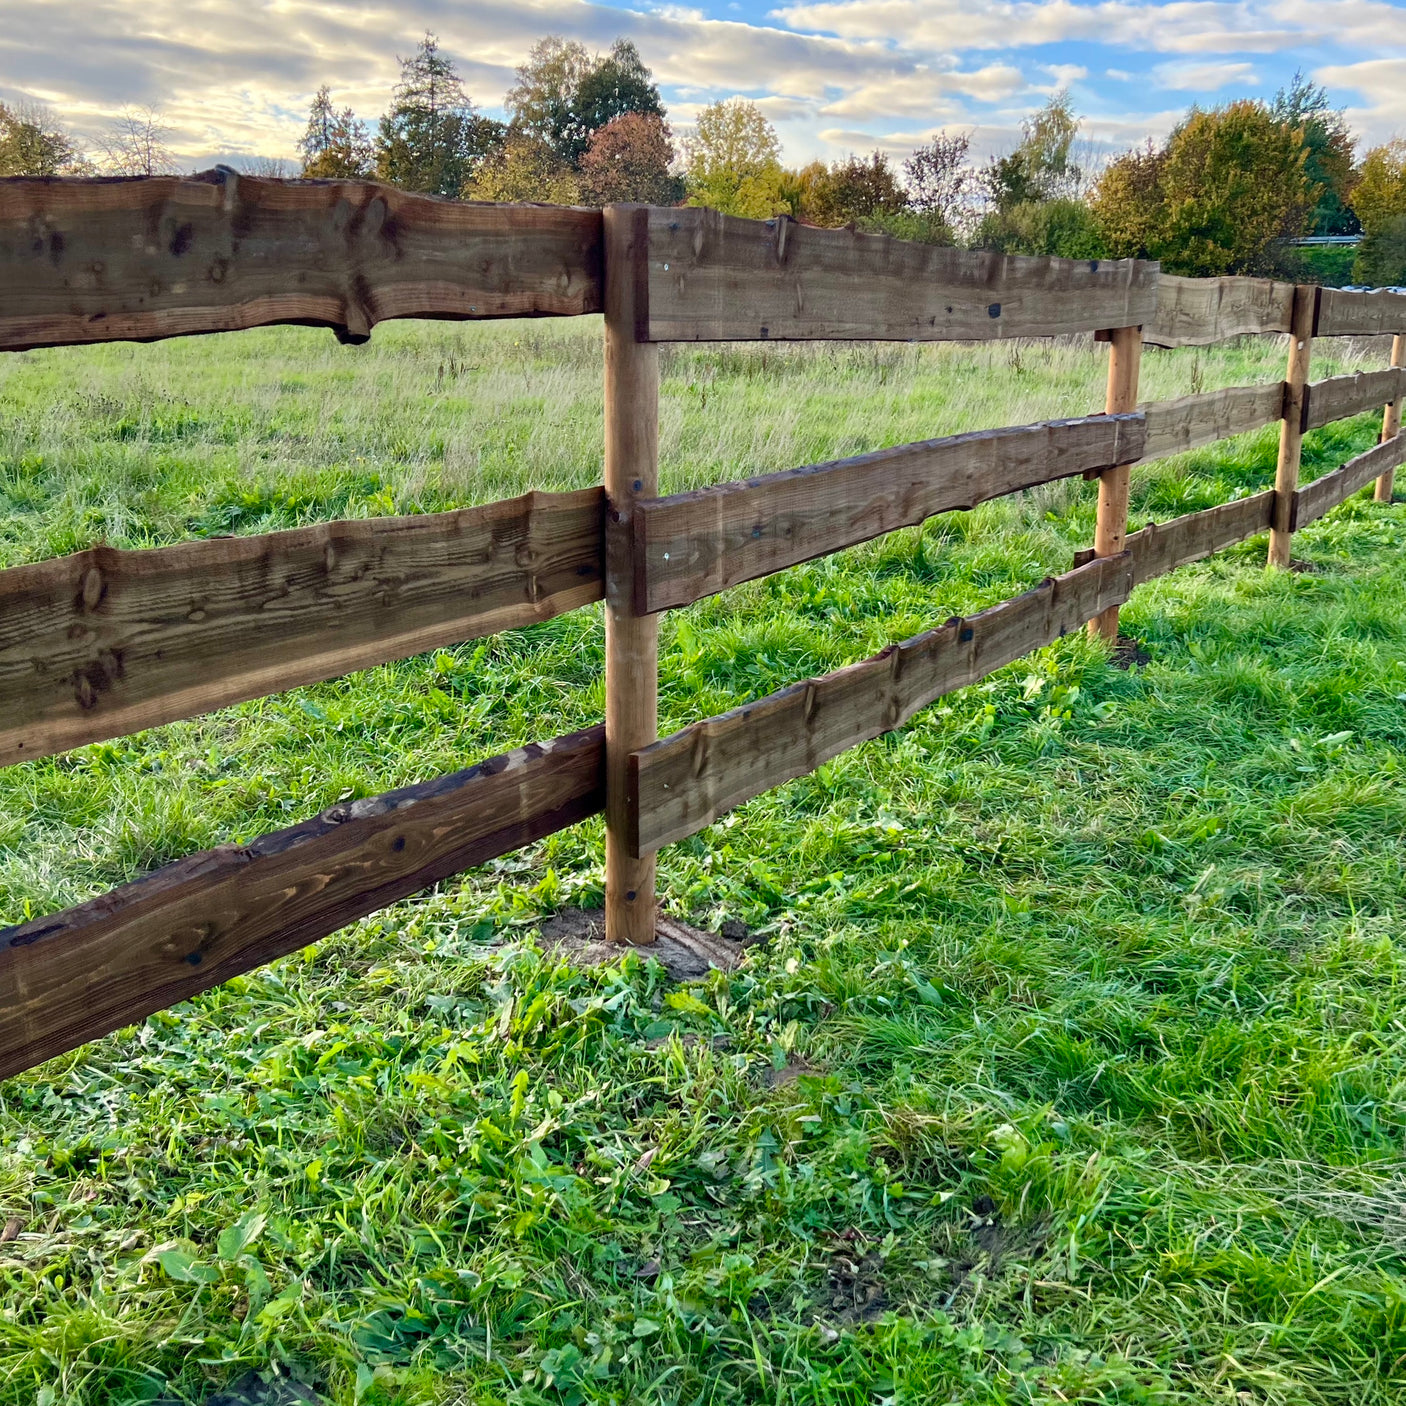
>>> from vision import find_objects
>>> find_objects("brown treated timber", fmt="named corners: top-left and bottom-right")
top-left (1302, 367), bottom-right (1406, 432)
top-left (1269, 285), bottom-right (1317, 567)
top-left (1144, 275), bottom-right (1295, 348)
top-left (0, 489), bottom-right (603, 768)
top-left (1089, 325), bottom-right (1143, 641)
top-left (635, 413), bottom-right (1145, 614)
top-left (629, 553), bottom-right (1133, 855)
top-left (1076, 491), bottom-right (1278, 584)
top-left (0, 172), bottom-right (603, 352)
top-left (0, 725), bottom-right (605, 1080)
top-left (1290, 434), bottom-right (1406, 531)
top-left (1139, 382), bottom-right (1287, 462)
top-left (640, 207), bottom-right (1159, 342)
top-left (1378, 335), bottom-right (1405, 502)
top-left (602, 205), bottom-right (659, 944)
top-left (1315, 288), bottom-right (1406, 339)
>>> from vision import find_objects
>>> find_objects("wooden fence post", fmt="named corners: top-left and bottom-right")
top-left (1268, 284), bottom-right (1317, 567)
top-left (602, 206), bottom-right (659, 945)
top-left (1088, 324), bottom-right (1143, 641)
top-left (1375, 333), bottom-right (1404, 503)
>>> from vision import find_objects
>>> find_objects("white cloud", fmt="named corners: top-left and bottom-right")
top-left (1154, 60), bottom-right (1258, 90)
top-left (1316, 58), bottom-right (1406, 142)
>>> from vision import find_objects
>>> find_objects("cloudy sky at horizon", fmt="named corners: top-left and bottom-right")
top-left (3, 0), bottom-right (1405, 172)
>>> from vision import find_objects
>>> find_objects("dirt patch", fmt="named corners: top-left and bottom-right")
top-left (536, 909), bottom-right (755, 980)
top-left (1108, 636), bottom-right (1151, 669)
top-left (764, 1056), bottom-right (821, 1088)
top-left (823, 1235), bottom-right (889, 1325)
top-left (154, 1372), bottom-right (322, 1406)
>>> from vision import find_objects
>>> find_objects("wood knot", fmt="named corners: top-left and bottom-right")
top-left (81, 567), bottom-right (104, 611)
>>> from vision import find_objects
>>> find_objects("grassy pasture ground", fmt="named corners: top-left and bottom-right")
top-left (2, 322), bottom-right (1406, 1405)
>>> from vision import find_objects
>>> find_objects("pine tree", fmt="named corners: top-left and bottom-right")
top-left (376, 34), bottom-right (503, 196)
top-left (299, 86), bottom-right (373, 179)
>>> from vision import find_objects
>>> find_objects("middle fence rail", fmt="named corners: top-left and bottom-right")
top-left (2, 178), bottom-right (1406, 1081)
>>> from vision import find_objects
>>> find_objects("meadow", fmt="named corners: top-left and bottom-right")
top-left (2, 319), bottom-right (1406, 1405)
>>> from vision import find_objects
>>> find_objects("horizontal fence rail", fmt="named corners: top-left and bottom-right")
top-left (0, 172), bottom-right (604, 352)
top-left (639, 207), bottom-right (1161, 343)
top-left (635, 414), bottom-right (1145, 613)
top-left (630, 554), bottom-right (1135, 854)
top-left (1291, 433), bottom-right (1406, 530)
top-left (1144, 275), bottom-right (1295, 348)
top-left (0, 489), bottom-right (603, 768)
top-left (1302, 367), bottom-right (1406, 432)
top-left (1140, 383), bottom-right (1287, 461)
top-left (0, 726), bottom-right (605, 1080)
top-left (1076, 490), bottom-right (1278, 584)
top-left (1317, 287), bottom-right (1406, 339)
top-left (5, 191), bottom-right (1406, 1082)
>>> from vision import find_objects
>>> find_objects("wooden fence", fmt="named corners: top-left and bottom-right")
top-left (3, 173), bottom-right (1405, 1081)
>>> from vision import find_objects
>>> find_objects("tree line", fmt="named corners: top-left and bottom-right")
top-left (7, 33), bottom-right (1406, 286)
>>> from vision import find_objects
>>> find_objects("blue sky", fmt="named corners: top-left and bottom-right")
top-left (3, 0), bottom-right (1405, 169)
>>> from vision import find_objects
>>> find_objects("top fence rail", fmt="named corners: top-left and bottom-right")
top-left (5, 179), bottom-right (1406, 353)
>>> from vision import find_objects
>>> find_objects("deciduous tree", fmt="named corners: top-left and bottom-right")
top-left (578, 113), bottom-right (681, 206)
top-left (96, 106), bottom-right (178, 176)
top-left (1272, 71), bottom-right (1357, 236)
top-left (0, 100), bottom-right (83, 176)
top-left (466, 134), bottom-right (582, 204)
top-left (684, 99), bottom-right (787, 217)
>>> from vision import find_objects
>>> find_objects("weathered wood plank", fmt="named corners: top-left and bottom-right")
top-left (635, 414), bottom-right (1145, 613)
top-left (1302, 367), bottom-right (1406, 431)
top-left (1144, 275), bottom-right (1295, 348)
top-left (630, 554), bottom-right (1133, 854)
top-left (1290, 434), bottom-right (1406, 530)
top-left (641, 207), bottom-right (1159, 342)
top-left (1316, 288), bottom-right (1406, 339)
top-left (0, 726), bottom-right (604, 1080)
top-left (0, 488), bottom-right (603, 768)
top-left (1077, 491), bottom-right (1277, 583)
top-left (0, 172), bottom-right (603, 352)
top-left (1140, 383), bottom-right (1286, 461)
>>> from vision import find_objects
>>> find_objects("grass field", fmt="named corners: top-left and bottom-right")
top-left (3, 321), bottom-right (1406, 1406)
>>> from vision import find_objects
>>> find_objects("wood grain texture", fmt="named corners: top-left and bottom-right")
top-left (1270, 285), bottom-right (1317, 565)
top-left (1139, 382), bottom-right (1286, 461)
top-left (1290, 434), bottom-right (1406, 530)
top-left (630, 553), bottom-right (1134, 854)
top-left (1315, 288), bottom-right (1406, 339)
top-left (1076, 491), bottom-right (1277, 583)
top-left (1302, 367), bottom-right (1406, 431)
top-left (635, 413), bottom-right (1145, 613)
top-left (1089, 325), bottom-right (1142, 640)
top-left (602, 206), bottom-right (659, 944)
top-left (0, 171), bottom-right (603, 352)
top-left (0, 726), bottom-right (605, 1080)
top-left (641, 207), bottom-right (1159, 343)
top-left (0, 488), bottom-right (604, 768)
top-left (1377, 335), bottom-right (1405, 502)
top-left (1144, 275), bottom-right (1295, 348)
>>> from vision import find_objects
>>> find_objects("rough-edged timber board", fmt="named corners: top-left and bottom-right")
top-left (0, 726), bottom-right (604, 1080)
top-left (635, 414), bottom-right (1145, 613)
top-left (0, 172), bottom-right (603, 351)
top-left (1076, 491), bottom-right (1277, 583)
top-left (0, 488), bottom-right (603, 767)
top-left (1144, 275), bottom-right (1295, 348)
top-left (1302, 367), bottom-right (1406, 432)
top-left (1139, 383), bottom-right (1286, 461)
top-left (640, 207), bottom-right (1159, 342)
top-left (1316, 288), bottom-right (1406, 339)
top-left (1290, 434), bottom-right (1406, 530)
top-left (630, 553), bottom-right (1133, 854)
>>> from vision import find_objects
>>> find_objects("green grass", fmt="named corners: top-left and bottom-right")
top-left (3, 321), bottom-right (1406, 1405)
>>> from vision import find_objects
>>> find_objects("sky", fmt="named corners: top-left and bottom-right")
top-left (2, 0), bottom-right (1405, 172)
